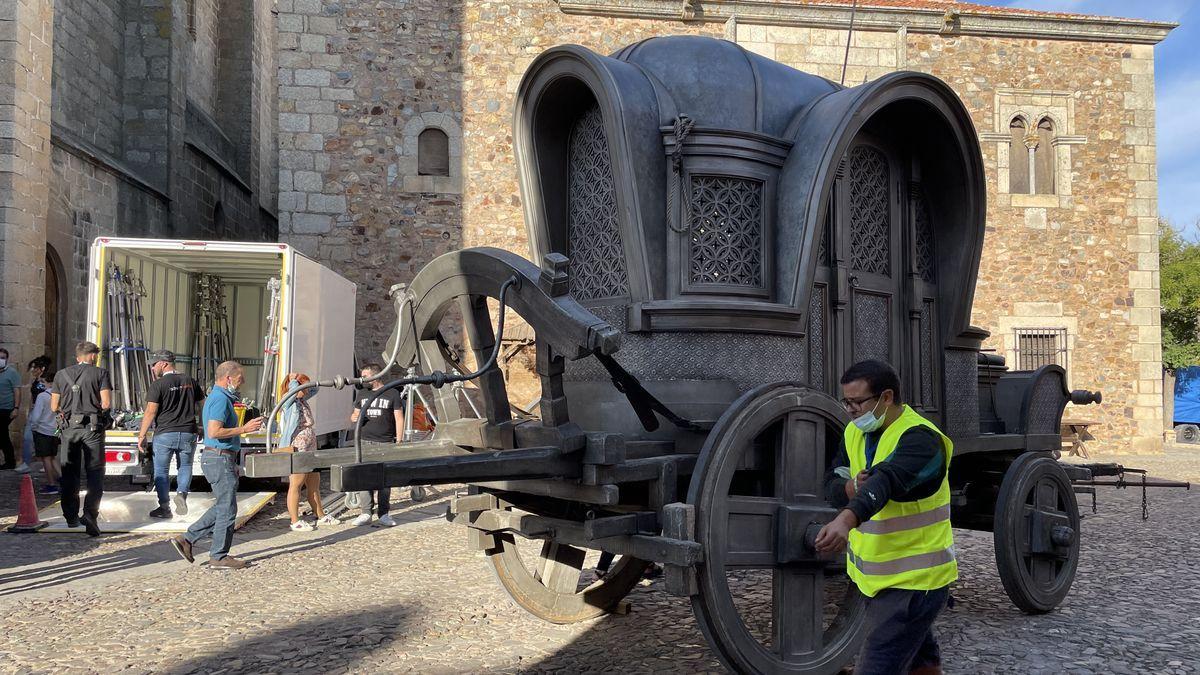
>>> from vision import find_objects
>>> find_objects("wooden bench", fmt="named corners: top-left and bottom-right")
top-left (1060, 419), bottom-right (1099, 459)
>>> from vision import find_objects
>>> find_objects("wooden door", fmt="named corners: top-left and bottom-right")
top-left (838, 139), bottom-right (905, 380)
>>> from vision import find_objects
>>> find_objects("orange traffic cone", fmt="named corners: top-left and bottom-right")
top-left (7, 474), bottom-right (47, 533)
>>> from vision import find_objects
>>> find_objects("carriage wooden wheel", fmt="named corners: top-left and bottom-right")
top-left (993, 452), bottom-right (1081, 614)
top-left (688, 383), bottom-right (867, 674)
top-left (487, 533), bottom-right (650, 623)
top-left (392, 248), bottom-right (646, 622)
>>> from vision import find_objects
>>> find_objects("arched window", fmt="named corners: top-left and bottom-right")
top-left (1035, 117), bottom-right (1055, 195)
top-left (1009, 117), bottom-right (1030, 195)
top-left (213, 202), bottom-right (225, 236)
top-left (418, 128), bottom-right (450, 176)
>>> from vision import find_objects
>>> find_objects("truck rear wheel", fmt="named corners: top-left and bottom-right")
top-left (1176, 424), bottom-right (1200, 444)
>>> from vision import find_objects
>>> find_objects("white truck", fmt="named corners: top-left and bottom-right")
top-left (85, 237), bottom-right (357, 481)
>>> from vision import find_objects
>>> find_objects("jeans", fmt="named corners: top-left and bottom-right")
top-left (21, 418), bottom-right (34, 465)
top-left (152, 432), bottom-right (197, 506)
top-left (185, 452), bottom-right (239, 560)
top-left (855, 585), bottom-right (949, 675)
top-left (0, 408), bottom-right (13, 467)
top-left (356, 489), bottom-right (390, 517)
top-left (59, 426), bottom-right (106, 522)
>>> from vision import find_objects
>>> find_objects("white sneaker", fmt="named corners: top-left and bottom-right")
top-left (318, 514), bottom-right (339, 526)
top-left (13, 463), bottom-right (30, 474)
top-left (377, 514), bottom-right (397, 527)
top-left (351, 513), bottom-right (373, 527)
top-left (290, 520), bottom-right (314, 532)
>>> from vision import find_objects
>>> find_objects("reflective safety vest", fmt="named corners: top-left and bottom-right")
top-left (845, 405), bottom-right (957, 597)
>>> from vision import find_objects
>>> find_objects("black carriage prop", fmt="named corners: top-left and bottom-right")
top-left (245, 37), bottom-right (1185, 674)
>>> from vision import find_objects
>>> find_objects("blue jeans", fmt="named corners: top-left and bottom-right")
top-left (856, 585), bottom-right (949, 675)
top-left (185, 452), bottom-right (239, 560)
top-left (152, 432), bottom-right (196, 506)
top-left (21, 419), bottom-right (34, 465)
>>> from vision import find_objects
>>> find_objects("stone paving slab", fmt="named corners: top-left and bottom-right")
top-left (0, 449), bottom-right (1197, 673)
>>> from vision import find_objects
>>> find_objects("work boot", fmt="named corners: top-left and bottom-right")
top-left (173, 492), bottom-right (189, 516)
top-left (170, 536), bottom-right (194, 563)
top-left (209, 556), bottom-right (249, 570)
top-left (79, 513), bottom-right (101, 537)
top-left (149, 506), bottom-right (172, 519)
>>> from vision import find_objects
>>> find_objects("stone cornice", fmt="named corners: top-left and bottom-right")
top-left (557, 0), bottom-right (1176, 45)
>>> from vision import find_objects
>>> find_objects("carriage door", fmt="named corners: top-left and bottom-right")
top-left (835, 139), bottom-right (906, 382)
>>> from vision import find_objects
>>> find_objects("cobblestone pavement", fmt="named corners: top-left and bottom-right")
top-left (1, 447), bottom-right (1198, 674)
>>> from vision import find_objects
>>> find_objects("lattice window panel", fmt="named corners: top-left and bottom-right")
top-left (808, 285), bottom-right (826, 391)
top-left (817, 203), bottom-right (832, 267)
top-left (853, 292), bottom-right (890, 364)
top-left (920, 300), bottom-right (935, 409)
top-left (688, 176), bottom-right (764, 287)
top-left (914, 191), bottom-right (936, 283)
top-left (848, 146), bottom-right (891, 276)
top-left (567, 105), bottom-right (629, 301)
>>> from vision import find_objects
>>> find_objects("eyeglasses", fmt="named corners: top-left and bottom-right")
top-left (840, 394), bottom-right (879, 411)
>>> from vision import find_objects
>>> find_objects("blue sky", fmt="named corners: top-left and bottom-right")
top-left (979, 1), bottom-right (1198, 231)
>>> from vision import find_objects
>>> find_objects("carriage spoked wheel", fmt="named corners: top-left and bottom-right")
top-left (488, 532), bottom-right (650, 623)
top-left (993, 452), bottom-right (1081, 614)
top-left (688, 383), bottom-right (867, 674)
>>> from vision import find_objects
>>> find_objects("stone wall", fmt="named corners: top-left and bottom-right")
top-left (276, 0), bottom-right (470, 359)
top-left (899, 33), bottom-right (1164, 452)
top-left (0, 0), bottom-right (55, 374)
top-left (187, 0), bottom-right (220, 116)
top-left (50, 0), bottom-right (123, 158)
top-left (1, 0), bottom-right (278, 380)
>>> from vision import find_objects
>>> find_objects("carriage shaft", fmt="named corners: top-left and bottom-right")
top-left (445, 505), bottom-right (703, 567)
top-left (332, 445), bottom-right (581, 492)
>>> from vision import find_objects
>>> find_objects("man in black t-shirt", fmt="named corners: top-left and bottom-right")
top-left (50, 341), bottom-right (112, 536)
top-left (349, 363), bottom-right (404, 527)
top-left (138, 350), bottom-right (201, 519)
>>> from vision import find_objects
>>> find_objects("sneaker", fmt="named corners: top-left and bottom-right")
top-left (148, 506), bottom-right (172, 519)
top-left (80, 513), bottom-right (101, 537)
top-left (318, 514), bottom-right (339, 526)
top-left (209, 556), bottom-right (249, 570)
top-left (170, 536), bottom-right (194, 563)
top-left (351, 513), bottom-right (373, 527)
top-left (290, 520), bottom-right (314, 532)
top-left (377, 514), bottom-right (397, 527)
top-left (38, 484), bottom-right (60, 495)
top-left (173, 493), bottom-right (189, 516)
top-left (14, 462), bottom-right (30, 474)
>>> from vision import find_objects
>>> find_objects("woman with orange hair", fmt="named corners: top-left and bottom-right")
top-left (278, 373), bottom-right (336, 531)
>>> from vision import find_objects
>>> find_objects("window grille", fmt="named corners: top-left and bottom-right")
top-left (1013, 327), bottom-right (1068, 372)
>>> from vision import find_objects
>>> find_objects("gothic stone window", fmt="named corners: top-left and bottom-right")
top-left (418, 128), bottom-right (450, 176)
top-left (1009, 115), bottom-right (1056, 196)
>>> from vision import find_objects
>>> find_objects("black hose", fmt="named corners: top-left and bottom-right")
top-left (264, 293), bottom-right (415, 453)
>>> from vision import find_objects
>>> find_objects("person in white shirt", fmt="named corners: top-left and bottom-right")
top-left (29, 379), bottom-right (61, 495)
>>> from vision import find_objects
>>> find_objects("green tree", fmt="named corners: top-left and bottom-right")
top-left (1160, 220), bottom-right (1200, 370)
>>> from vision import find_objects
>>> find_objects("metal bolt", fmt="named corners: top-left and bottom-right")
top-left (1050, 525), bottom-right (1075, 546)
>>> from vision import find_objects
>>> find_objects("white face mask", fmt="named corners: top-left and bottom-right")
top-left (0, 358), bottom-right (7, 369)
top-left (852, 397), bottom-right (887, 433)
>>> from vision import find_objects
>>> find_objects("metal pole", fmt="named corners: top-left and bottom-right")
top-left (403, 367), bottom-right (416, 442)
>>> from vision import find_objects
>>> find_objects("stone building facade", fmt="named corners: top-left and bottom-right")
top-left (0, 0), bottom-right (277, 375)
top-left (277, 0), bottom-right (1173, 453)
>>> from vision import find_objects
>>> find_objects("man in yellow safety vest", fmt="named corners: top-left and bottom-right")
top-left (815, 359), bottom-right (956, 675)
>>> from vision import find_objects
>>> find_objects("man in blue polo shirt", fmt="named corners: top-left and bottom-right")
top-left (169, 361), bottom-right (262, 569)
